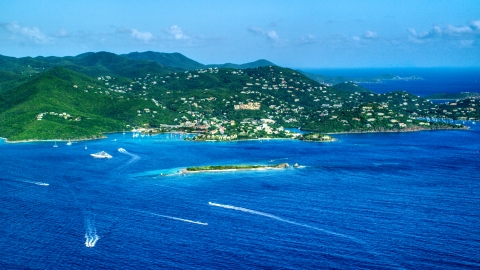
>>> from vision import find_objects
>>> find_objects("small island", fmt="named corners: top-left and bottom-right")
top-left (298, 133), bottom-right (337, 142)
top-left (424, 92), bottom-right (480, 100)
top-left (181, 163), bottom-right (290, 173)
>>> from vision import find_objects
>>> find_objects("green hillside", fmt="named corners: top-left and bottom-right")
top-left (122, 51), bottom-right (205, 70)
top-left (206, 59), bottom-right (277, 69)
top-left (0, 52), bottom-right (477, 142)
top-left (331, 82), bottom-right (372, 93)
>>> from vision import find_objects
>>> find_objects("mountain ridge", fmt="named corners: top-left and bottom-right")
top-left (0, 52), bottom-right (476, 141)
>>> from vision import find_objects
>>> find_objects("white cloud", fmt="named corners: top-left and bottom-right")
top-left (409, 20), bottom-right (480, 41)
top-left (164, 25), bottom-right (188, 40)
top-left (266, 30), bottom-right (279, 41)
top-left (298, 33), bottom-right (316, 44)
top-left (362, 30), bottom-right (378, 39)
top-left (131, 29), bottom-right (154, 42)
top-left (114, 27), bottom-right (155, 42)
top-left (471, 20), bottom-right (480, 30)
top-left (3, 22), bottom-right (50, 43)
top-left (248, 27), bottom-right (282, 43)
top-left (352, 30), bottom-right (378, 44)
top-left (445, 25), bottom-right (473, 35)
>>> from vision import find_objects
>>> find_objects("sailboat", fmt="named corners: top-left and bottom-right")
top-left (53, 141), bottom-right (58, 148)
top-left (66, 139), bottom-right (72, 146)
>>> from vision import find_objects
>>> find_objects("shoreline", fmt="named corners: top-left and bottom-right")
top-left (180, 167), bottom-right (286, 174)
top-left (1, 135), bottom-right (107, 144)
top-left (326, 126), bottom-right (469, 135)
top-left (0, 125), bottom-right (470, 144)
top-left (180, 163), bottom-right (291, 174)
top-left (197, 137), bottom-right (296, 142)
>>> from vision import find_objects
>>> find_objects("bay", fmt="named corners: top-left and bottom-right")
top-left (1, 124), bottom-right (480, 269)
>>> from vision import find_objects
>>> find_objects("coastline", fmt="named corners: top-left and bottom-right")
top-left (180, 163), bottom-right (291, 174)
top-left (0, 125), bottom-right (469, 144)
top-left (326, 126), bottom-right (469, 135)
top-left (197, 137), bottom-right (296, 142)
top-left (180, 167), bottom-right (284, 174)
top-left (2, 135), bottom-right (107, 144)
top-left (178, 167), bottom-right (286, 174)
top-left (1, 130), bottom-right (196, 144)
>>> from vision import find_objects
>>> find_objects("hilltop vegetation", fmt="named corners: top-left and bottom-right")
top-left (0, 52), bottom-right (477, 142)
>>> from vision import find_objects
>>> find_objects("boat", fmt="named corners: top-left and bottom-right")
top-left (53, 141), bottom-right (58, 148)
top-left (66, 140), bottom-right (72, 146)
top-left (90, 151), bottom-right (112, 159)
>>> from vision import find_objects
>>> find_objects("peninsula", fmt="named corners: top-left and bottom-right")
top-left (0, 51), bottom-right (477, 142)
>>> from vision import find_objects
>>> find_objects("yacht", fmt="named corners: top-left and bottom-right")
top-left (90, 151), bottom-right (112, 159)
top-left (53, 141), bottom-right (58, 148)
top-left (66, 140), bottom-right (72, 146)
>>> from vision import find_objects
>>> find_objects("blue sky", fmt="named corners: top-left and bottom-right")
top-left (1, 0), bottom-right (479, 68)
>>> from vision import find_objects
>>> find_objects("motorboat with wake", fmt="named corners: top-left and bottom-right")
top-left (90, 151), bottom-right (112, 158)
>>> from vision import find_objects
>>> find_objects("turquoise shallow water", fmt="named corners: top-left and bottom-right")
top-left (1, 125), bottom-right (480, 269)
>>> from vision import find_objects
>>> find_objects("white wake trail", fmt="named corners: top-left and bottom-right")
top-left (84, 216), bottom-right (100, 248)
top-left (150, 213), bottom-right (208, 226)
top-left (117, 148), bottom-right (141, 166)
top-left (19, 180), bottom-right (49, 186)
top-left (208, 202), bottom-right (361, 243)
top-left (121, 207), bottom-right (209, 226)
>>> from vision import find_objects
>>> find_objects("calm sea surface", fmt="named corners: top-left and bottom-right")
top-left (1, 69), bottom-right (480, 269)
top-left (1, 128), bottom-right (479, 269)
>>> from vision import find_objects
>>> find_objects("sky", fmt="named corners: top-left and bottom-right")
top-left (1, 0), bottom-right (479, 68)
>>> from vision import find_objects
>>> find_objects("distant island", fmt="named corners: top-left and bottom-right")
top-left (181, 163), bottom-right (290, 174)
top-left (424, 92), bottom-right (480, 100)
top-left (0, 51), bottom-right (477, 142)
top-left (299, 71), bottom-right (424, 86)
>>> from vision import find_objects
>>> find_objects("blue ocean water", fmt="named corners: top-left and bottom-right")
top-left (1, 125), bottom-right (480, 269)
top-left (303, 67), bottom-right (480, 96)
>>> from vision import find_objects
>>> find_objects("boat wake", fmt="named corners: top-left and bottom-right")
top-left (84, 217), bottom-right (99, 248)
top-left (150, 213), bottom-right (208, 226)
top-left (208, 202), bottom-right (361, 243)
top-left (19, 180), bottom-right (49, 186)
top-left (118, 148), bottom-right (140, 165)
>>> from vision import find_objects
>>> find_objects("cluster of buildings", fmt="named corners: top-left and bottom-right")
top-left (36, 111), bottom-right (81, 121)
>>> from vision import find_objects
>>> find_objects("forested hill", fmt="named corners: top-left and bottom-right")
top-left (0, 51), bottom-right (276, 94)
top-left (0, 52), bottom-right (477, 141)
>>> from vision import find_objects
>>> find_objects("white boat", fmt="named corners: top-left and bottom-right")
top-left (90, 151), bottom-right (112, 159)
top-left (53, 141), bottom-right (58, 148)
top-left (66, 140), bottom-right (72, 146)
